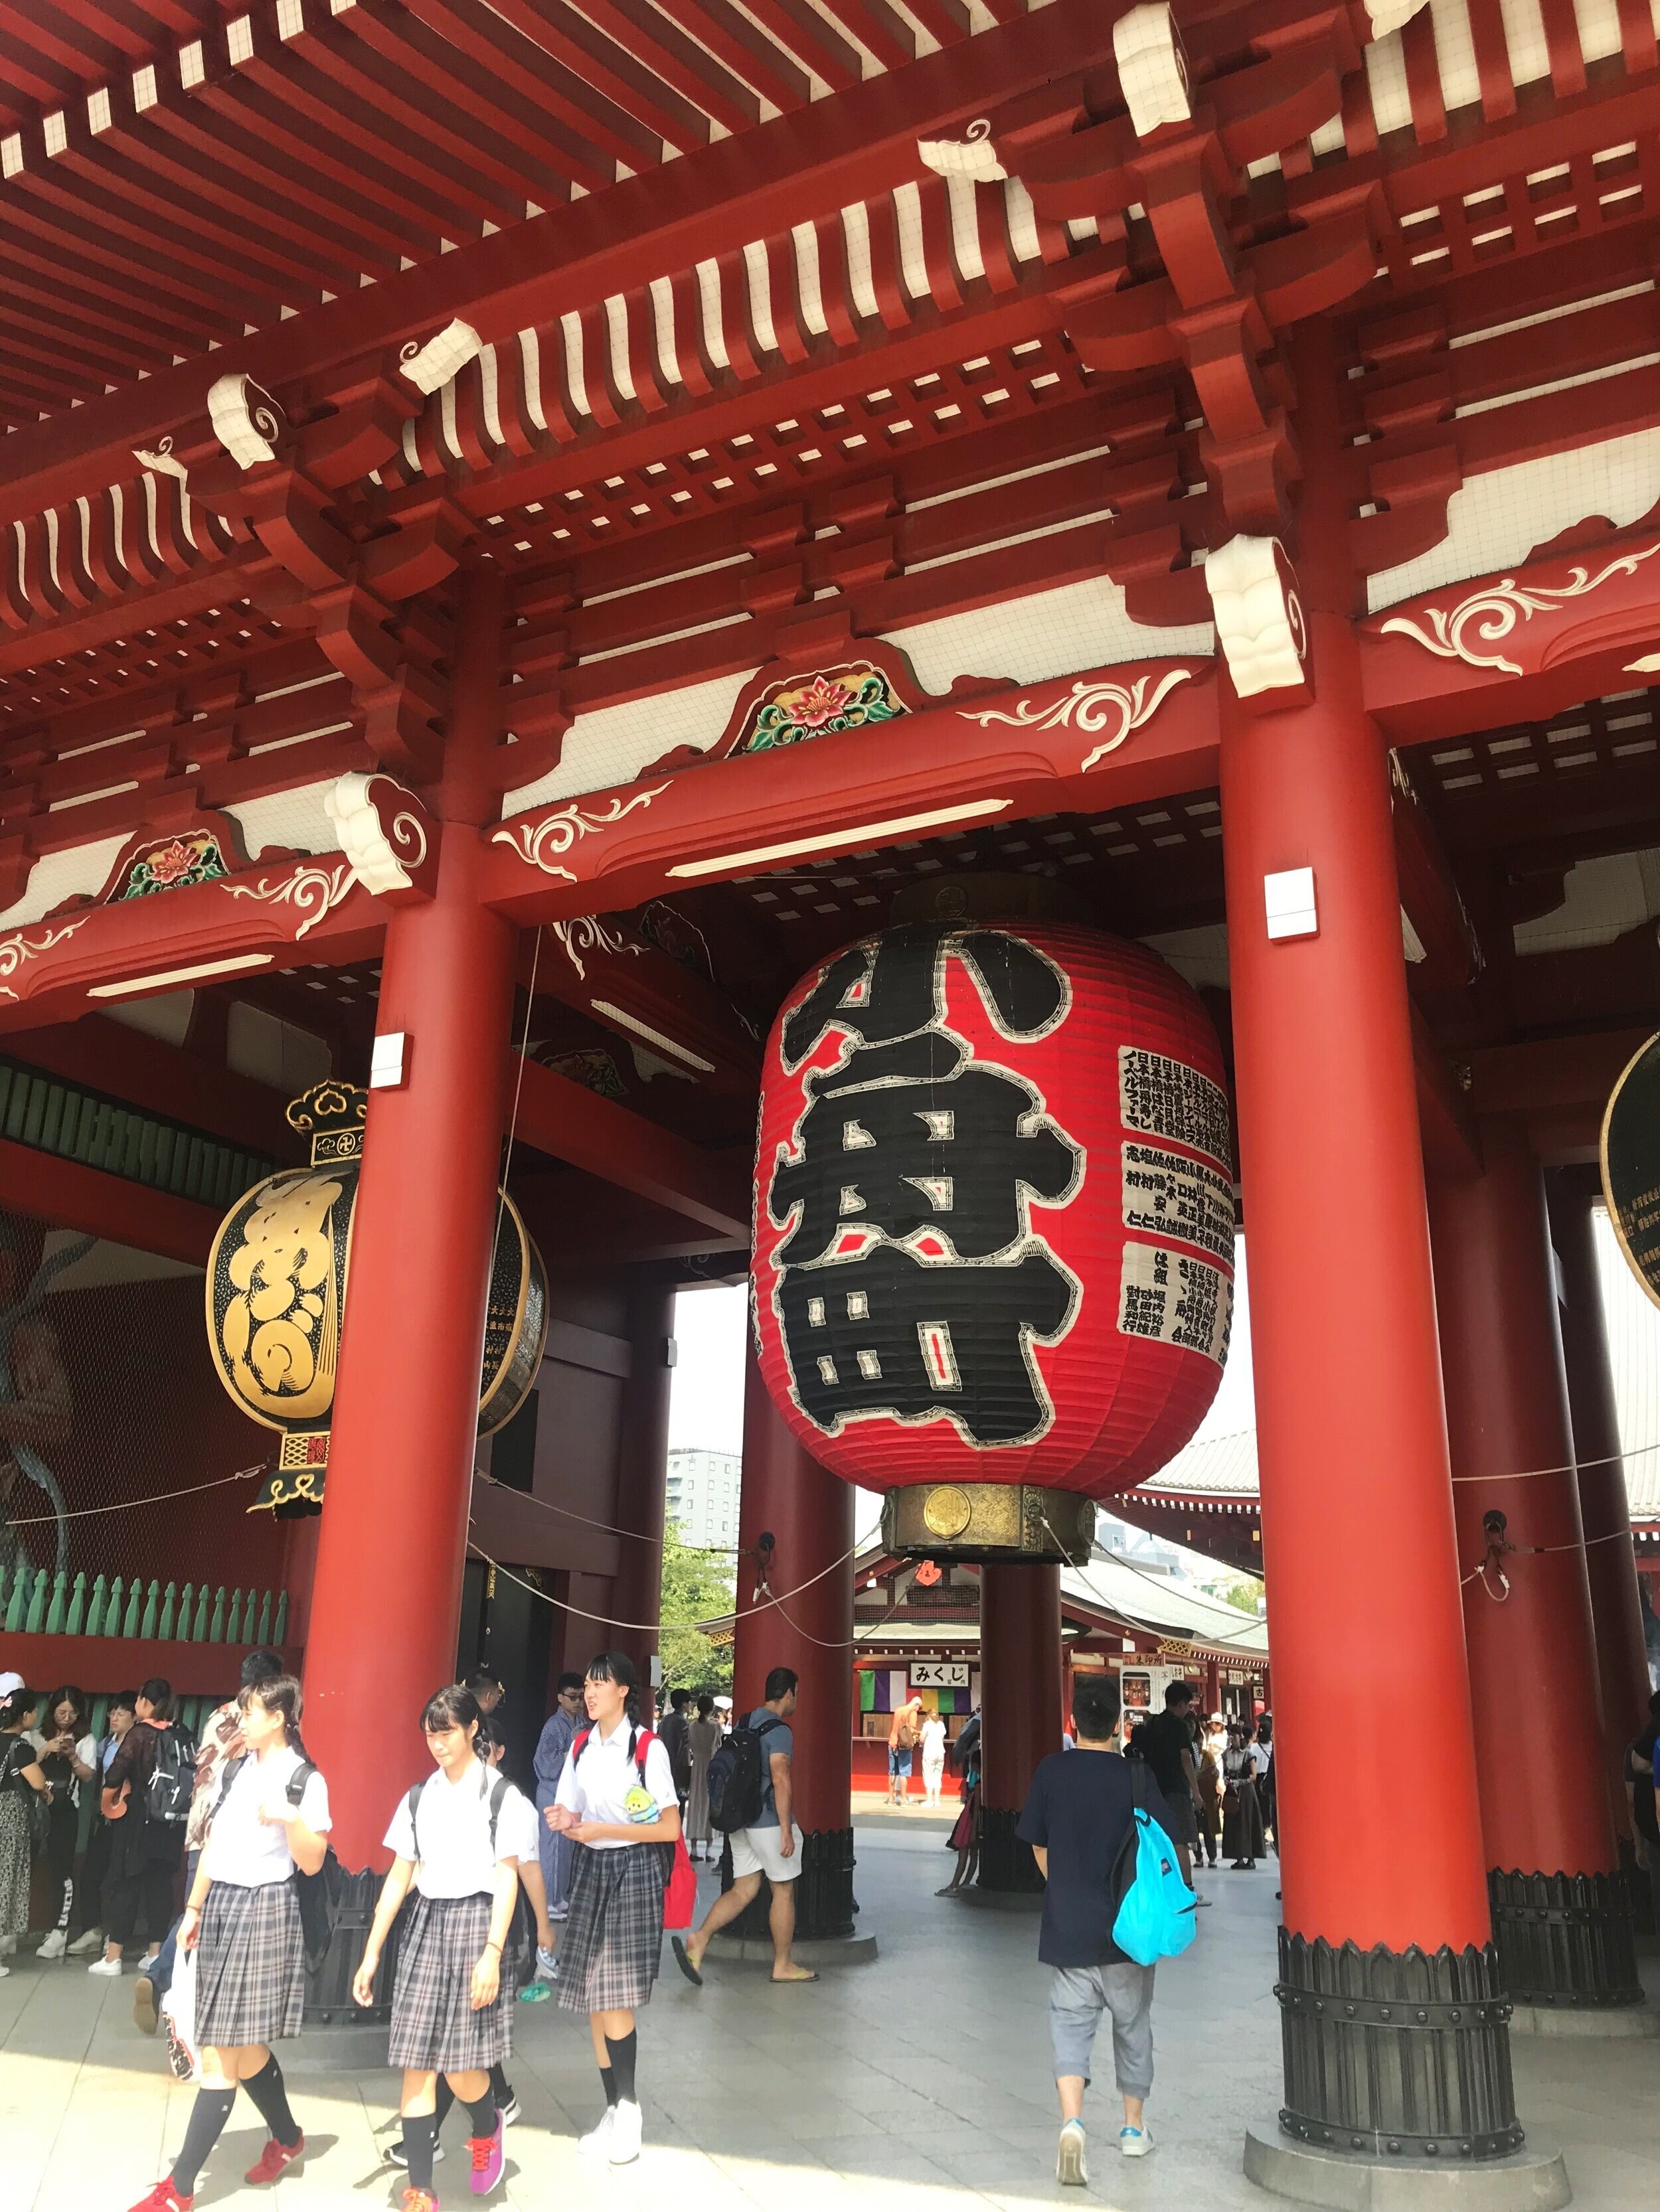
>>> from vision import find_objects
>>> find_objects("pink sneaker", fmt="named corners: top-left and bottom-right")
top-left (468, 2114), bottom-right (505, 2195)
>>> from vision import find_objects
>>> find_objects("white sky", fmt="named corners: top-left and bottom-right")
top-left (669, 1209), bottom-right (1660, 1509)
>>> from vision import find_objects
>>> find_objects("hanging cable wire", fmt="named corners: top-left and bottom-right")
top-left (4, 1462), bottom-right (269, 1526)
top-left (466, 1526), bottom-right (865, 1638)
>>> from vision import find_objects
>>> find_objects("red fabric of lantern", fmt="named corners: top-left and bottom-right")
top-left (751, 921), bottom-right (1233, 1498)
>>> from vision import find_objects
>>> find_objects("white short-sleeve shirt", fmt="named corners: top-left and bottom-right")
top-left (1248, 1742), bottom-right (1270, 1777)
top-left (383, 1761), bottom-right (533, 1898)
top-left (553, 1721), bottom-right (675, 1850)
top-left (203, 1747), bottom-right (331, 1889)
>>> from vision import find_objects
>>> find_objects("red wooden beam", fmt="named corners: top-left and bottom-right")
top-left (0, 6), bottom-right (1092, 532)
top-left (481, 657), bottom-right (1218, 923)
top-left (8, 1016), bottom-right (303, 1162)
top-left (1, 1635), bottom-right (299, 1695)
top-left (509, 1054), bottom-right (750, 1237)
top-left (0, 1137), bottom-right (223, 1264)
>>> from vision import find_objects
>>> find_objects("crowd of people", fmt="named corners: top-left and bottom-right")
top-left (0, 1648), bottom-right (1363, 2205)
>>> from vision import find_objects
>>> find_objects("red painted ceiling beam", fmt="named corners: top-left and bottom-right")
top-left (0, 3), bottom-right (1094, 532)
top-left (5, 1014), bottom-right (303, 1162)
top-left (0, 1135), bottom-right (221, 1265)
top-left (509, 1052), bottom-right (749, 1237)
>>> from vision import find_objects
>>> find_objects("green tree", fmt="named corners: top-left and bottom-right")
top-left (1203, 1570), bottom-right (1266, 1616)
top-left (658, 1521), bottom-right (736, 1696)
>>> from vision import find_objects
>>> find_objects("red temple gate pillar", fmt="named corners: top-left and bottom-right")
top-left (1548, 1172), bottom-right (1650, 1843)
top-left (610, 1275), bottom-right (677, 1697)
top-left (729, 1346), bottom-right (855, 1938)
top-left (1431, 1125), bottom-right (1639, 2012)
top-left (1221, 584), bottom-right (1530, 2167)
top-left (301, 569), bottom-right (519, 1877)
top-left (977, 1561), bottom-right (1062, 1891)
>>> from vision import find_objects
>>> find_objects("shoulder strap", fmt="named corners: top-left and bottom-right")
top-left (754, 1713), bottom-right (784, 1741)
top-left (571, 1725), bottom-right (594, 1764)
top-left (406, 1778), bottom-right (425, 1859)
top-left (285, 1759), bottom-right (315, 1808)
top-left (215, 1751), bottom-right (248, 1814)
top-left (631, 1726), bottom-right (654, 1777)
top-left (486, 1773), bottom-right (510, 1851)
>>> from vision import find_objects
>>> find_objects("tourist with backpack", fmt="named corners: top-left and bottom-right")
top-left (92, 1678), bottom-right (194, 1980)
top-left (352, 1684), bottom-right (532, 2211)
top-left (134, 1649), bottom-right (285, 2038)
top-left (544, 1650), bottom-right (684, 2169)
top-left (124, 1676), bottom-right (329, 2211)
top-left (671, 1666), bottom-right (816, 1988)
top-left (1017, 1674), bottom-right (1179, 2184)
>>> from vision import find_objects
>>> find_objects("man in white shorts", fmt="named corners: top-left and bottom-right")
top-left (670, 1668), bottom-right (817, 1986)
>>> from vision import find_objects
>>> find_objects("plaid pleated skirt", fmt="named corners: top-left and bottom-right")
top-left (195, 1879), bottom-right (305, 2047)
top-left (389, 1891), bottom-right (511, 2072)
top-left (556, 1844), bottom-right (667, 2016)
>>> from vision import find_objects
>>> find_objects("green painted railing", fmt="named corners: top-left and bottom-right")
top-left (0, 1559), bottom-right (288, 1650)
top-left (0, 1054), bottom-right (274, 1208)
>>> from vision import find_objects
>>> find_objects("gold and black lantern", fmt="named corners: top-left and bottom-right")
top-left (207, 1081), bottom-right (548, 1512)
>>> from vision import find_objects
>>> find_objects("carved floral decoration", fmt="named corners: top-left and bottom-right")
top-left (222, 860), bottom-right (355, 940)
top-left (955, 667), bottom-right (1195, 769)
top-left (0, 919), bottom-right (88, 1001)
top-left (1378, 544), bottom-right (1660, 676)
top-left (111, 830), bottom-right (231, 902)
top-left (739, 663), bottom-right (905, 752)
top-left (491, 786), bottom-right (669, 882)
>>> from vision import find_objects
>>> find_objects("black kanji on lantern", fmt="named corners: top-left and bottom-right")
top-left (766, 925), bottom-right (1082, 1449)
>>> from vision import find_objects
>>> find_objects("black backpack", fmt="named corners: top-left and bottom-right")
top-left (146, 1725), bottom-right (197, 1826)
top-left (705, 1712), bottom-right (784, 1834)
top-left (216, 1753), bottom-right (342, 1970)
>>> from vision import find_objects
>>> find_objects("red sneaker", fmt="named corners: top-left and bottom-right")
top-left (245, 2133), bottom-right (304, 2185)
top-left (127, 2183), bottom-right (192, 2212)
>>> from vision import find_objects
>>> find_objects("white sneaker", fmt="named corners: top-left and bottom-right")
top-left (1056, 2121), bottom-right (1088, 2185)
top-left (0, 1962), bottom-right (9, 1978)
top-left (67, 1927), bottom-right (103, 1956)
top-left (1120, 2124), bottom-right (1154, 2159)
top-left (87, 1956), bottom-right (123, 1977)
top-left (578, 2108), bottom-right (615, 2161)
top-left (37, 1930), bottom-right (67, 1960)
top-left (608, 2100), bottom-right (642, 2165)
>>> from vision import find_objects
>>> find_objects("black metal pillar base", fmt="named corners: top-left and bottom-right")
top-left (1487, 1867), bottom-right (1643, 2008)
top-left (1276, 1931), bottom-right (1524, 2161)
top-left (718, 1826), bottom-right (857, 1942)
top-left (301, 1865), bottom-right (396, 2029)
top-left (975, 1804), bottom-right (1044, 1894)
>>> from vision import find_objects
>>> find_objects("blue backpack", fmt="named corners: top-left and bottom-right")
top-left (1110, 1762), bottom-right (1197, 1966)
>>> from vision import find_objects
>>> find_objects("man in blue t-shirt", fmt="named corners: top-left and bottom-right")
top-left (1018, 1674), bottom-right (1174, 2185)
top-left (672, 1666), bottom-right (817, 1986)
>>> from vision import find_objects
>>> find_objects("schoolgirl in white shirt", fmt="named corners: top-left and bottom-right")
top-left (125, 1676), bottom-right (330, 2212)
top-left (354, 1686), bottom-right (529, 2212)
top-left (546, 1650), bottom-right (681, 2168)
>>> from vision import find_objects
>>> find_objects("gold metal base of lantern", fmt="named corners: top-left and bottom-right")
top-left (880, 1484), bottom-right (1097, 1565)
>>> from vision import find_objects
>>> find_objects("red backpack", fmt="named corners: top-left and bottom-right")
top-left (570, 1723), bottom-right (697, 1931)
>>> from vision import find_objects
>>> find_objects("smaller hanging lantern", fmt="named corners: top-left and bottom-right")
top-left (207, 1081), bottom-right (548, 1512)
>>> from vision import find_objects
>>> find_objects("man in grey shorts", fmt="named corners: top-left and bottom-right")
top-left (1019, 1674), bottom-right (1173, 2182)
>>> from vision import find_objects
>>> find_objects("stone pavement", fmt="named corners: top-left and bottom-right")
top-left (4, 1826), bottom-right (1659, 2211)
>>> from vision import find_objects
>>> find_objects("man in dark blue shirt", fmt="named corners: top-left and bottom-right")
top-left (1018, 1674), bottom-right (1174, 2183)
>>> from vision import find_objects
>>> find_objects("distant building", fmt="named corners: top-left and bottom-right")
top-left (666, 1448), bottom-right (740, 1549)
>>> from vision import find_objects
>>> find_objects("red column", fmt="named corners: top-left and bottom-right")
top-left (978, 1562), bottom-right (1062, 1887)
top-left (1550, 1175), bottom-right (1649, 1837)
top-left (1220, 614), bottom-right (1489, 1956)
top-left (610, 1276), bottom-right (675, 1690)
top-left (301, 570), bottom-right (518, 1872)
top-left (732, 1349), bottom-right (854, 1841)
top-left (1431, 1127), bottom-right (1617, 1883)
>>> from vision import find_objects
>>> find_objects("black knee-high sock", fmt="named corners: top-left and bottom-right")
top-left (241, 2054), bottom-right (300, 2148)
top-left (433, 2075), bottom-right (455, 2129)
top-left (171, 2085), bottom-right (238, 2196)
top-left (605, 2029), bottom-right (637, 2105)
top-left (489, 2061), bottom-right (511, 2102)
top-left (462, 2089), bottom-right (497, 2140)
top-left (599, 2065), bottom-right (618, 2108)
top-left (401, 2112), bottom-right (438, 2193)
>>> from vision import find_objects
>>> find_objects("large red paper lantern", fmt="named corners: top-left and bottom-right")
top-left (751, 921), bottom-right (1234, 1559)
